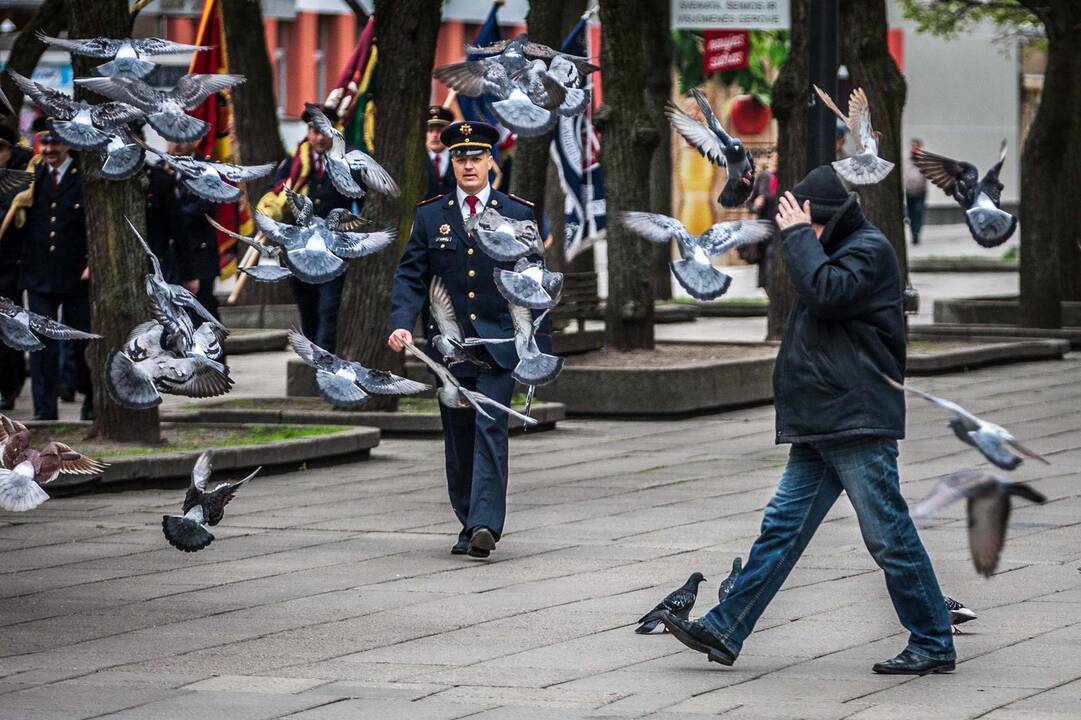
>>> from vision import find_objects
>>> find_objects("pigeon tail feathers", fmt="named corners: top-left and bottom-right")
top-left (671, 259), bottom-right (732, 301)
top-left (965, 206), bottom-right (1017, 248)
top-left (95, 56), bottom-right (156, 80)
top-left (49, 120), bottom-right (110, 151)
top-left (162, 514), bottom-right (214, 552)
top-left (106, 351), bottom-right (161, 410)
top-left (0, 467), bottom-right (50, 512)
top-left (148, 111), bottom-right (210, 144)
top-left (491, 96), bottom-right (558, 137)
top-left (831, 155), bottom-right (894, 185)
top-left (513, 353), bottom-right (564, 387)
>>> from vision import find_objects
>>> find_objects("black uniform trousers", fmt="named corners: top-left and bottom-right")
top-left (290, 275), bottom-right (345, 354)
top-left (27, 290), bottom-right (91, 419)
top-left (0, 284), bottom-right (26, 402)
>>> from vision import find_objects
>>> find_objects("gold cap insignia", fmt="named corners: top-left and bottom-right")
top-left (439, 223), bottom-right (451, 235)
top-left (460, 123), bottom-right (472, 136)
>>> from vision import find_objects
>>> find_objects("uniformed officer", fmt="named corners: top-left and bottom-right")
top-left (424, 105), bottom-right (455, 200)
top-left (6, 118), bottom-right (92, 420)
top-left (0, 124), bottom-right (33, 410)
top-left (388, 120), bottom-right (543, 559)
top-left (258, 103), bottom-right (359, 353)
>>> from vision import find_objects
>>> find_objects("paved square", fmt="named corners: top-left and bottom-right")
top-left (2, 356), bottom-right (1079, 719)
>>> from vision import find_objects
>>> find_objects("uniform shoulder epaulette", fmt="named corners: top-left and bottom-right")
top-left (416, 193), bottom-right (445, 207)
top-left (506, 193), bottom-right (534, 208)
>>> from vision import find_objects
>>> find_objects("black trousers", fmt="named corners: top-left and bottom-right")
top-left (290, 275), bottom-right (345, 353)
top-left (27, 291), bottom-right (91, 419)
top-left (0, 283), bottom-right (26, 400)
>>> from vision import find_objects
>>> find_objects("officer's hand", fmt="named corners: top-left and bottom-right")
top-left (80, 266), bottom-right (89, 281)
top-left (388, 329), bottom-right (412, 353)
top-left (776, 192), bottom-right (812, 231)
top-left (184, 279), bottom-right (200, 294)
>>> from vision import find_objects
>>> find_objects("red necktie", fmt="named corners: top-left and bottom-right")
top-left (465, 195), bottom-right (480, 216)
top-left (314, 154), bottom-right (324, 178)
top-left (433, 154), bottom-right (441, 175)
top-left (51, 169), bottom-right (59, 190)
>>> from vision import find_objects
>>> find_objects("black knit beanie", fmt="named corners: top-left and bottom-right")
top-left (791, 165), bottom-right (848, 224)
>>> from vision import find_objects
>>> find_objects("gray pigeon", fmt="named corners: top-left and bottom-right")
top-left (912, 140), bottom-right (1016, 248)
top-left (814, 85), bottom-right (894, 185)
top-left (912, 469), bottom-right (1046, 577)
top-left (96, 129), bottom-right (146, 181)
top-left (0, 296), bottom-right (101, 352)
top-left (163, 451), bottom-right (258, 552)
top-left (666, 89), bottom-right (756, 207)
top-left (717, 557), bottom-right (742, 603)
top-left (886, 377), bottom-right (1049, 471)
top-left (205, 213), bottom-right (294, 283)
top-left (427, 277), bottom-right (489, 369)
top-left (304, 104), bottom-right (400, 199)
top-left (944, 595), bottom-right (977, 634)
top-left (288, 328), bottom-right (429, 408)
top-left (494, 258), bottom-right (564, 310)
top-left (620, 211), bottom-right (774, 300)
top-left (37, 32), bottom-right (208, 79)
top-left (8, 69), bottom-right (143, 151)
top-left (77, 73), bottom-right (245, 143)
top-left (463, 305), bottom-right (563, 387)
top-left (635, 572), bottom-right (706, 634)
top-left (404, 341), bottom-right (537, 426)
top-left (137, 141), bottom-right (273, 203)
top-left (465, 207), bottom-right (542, 262)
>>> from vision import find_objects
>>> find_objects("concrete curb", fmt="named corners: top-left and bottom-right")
top-left (906, 338), bottom-right (1069, 375)
top-left (933, 296), bottom-right (1081, 327)
top-left (910, 258), bottom-right (1018, 273)
top-left (696, 302), bottom-right (769, 318)
top-left (912, 323), bottom-right (1081, 350)
top-left (223, 329), bottom-right (289, 355)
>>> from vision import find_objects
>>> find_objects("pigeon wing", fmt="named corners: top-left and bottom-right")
top-left (665, 100), bottom-right (726, 166)
top-left (172, 73), bottom-right (246, 109)
top-left (89, 101), bottom-right (144, 130)
top-left (287, 328), bottom-right (343, 372)
top-left (323, 209), bottom-right (370, 233)
top-left (910, 147), bottom-right (979, 206)
top-left (131, 38), bottom-right (210, 56)
top-left (156, 357), bottom-right (234, 398)
top-left (202, 472), bottom-right (254, 526)
top-left (847, 88), bottom-right (876, 153)
top-left (912, 469), bottom-right (999, 519)
top-left (463, 38), bottom-right (511, 56)
top-left (190, 450), bottom-right (213, 492)
top-left (26, 311), bottom-right (101, 342)
top-left (52, 443), bottom-right (108, 475)
top-left (429, 276), bottom-right (465, 344)
top-left (979, 140), bottom-right (1009, 205)
top-left (254, 213), bottom-right (302, 248)
top-left (75, 76), bottom-right (159, 113)
top-left (8, 70), bottom-right (75, 118)
top-left (208, 161), bottom-right (275, 183)
top-left (698, 219), bottom-right (775, 256)
top-left (354, 366), bottom-right (431, 395)
top-left (812, 84), bottom-right (850, 127)
top-left (0, 169), bottom-right (33, 195)
top-left (620, 211), bottom-right (689, 245)
top-left (967, 493), bottom-right (1009, 577)
top-left (344, 151), bottom-right (401, 197)
top-left (433, 61), bottom-right (489, 97)
top-left (36, 32), bottom-right (122, 58)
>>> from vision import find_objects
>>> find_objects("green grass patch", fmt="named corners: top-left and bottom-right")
top-left (1001, 246), bottom-right (1018, 261)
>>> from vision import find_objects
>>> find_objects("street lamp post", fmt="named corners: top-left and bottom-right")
top-left (807, 0), bottom-right (838, 169)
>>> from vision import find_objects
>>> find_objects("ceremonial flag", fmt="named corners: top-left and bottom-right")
top-left (188, 0), bottom-right (251, 279)
top-left (328, 16), bottom-right (377, 152)
top-left (550, 13), bottom-right (605, 261)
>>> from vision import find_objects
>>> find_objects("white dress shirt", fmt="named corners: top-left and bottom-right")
top-left (48, 155), bottom-right (74, 185)
top-left (456, 184), bottom-right (491, 222)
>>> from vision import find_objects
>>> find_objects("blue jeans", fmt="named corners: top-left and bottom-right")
top-left (906, 193), bottom-right (926, 242)
top-left (702, 436), bottom-right (955, 661)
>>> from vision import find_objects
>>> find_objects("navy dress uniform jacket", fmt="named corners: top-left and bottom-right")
top-left (388, 189), bottom-right (550, 373)
top-left (18, 159), bottom-right (87, 296)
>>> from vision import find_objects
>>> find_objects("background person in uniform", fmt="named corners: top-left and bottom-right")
top-left (387, 120), bottom-right (546, 560)
top-left (0, 124), bottom-right (33, 410)
top-left (4, 117), bottom-right (93, 420)
top-left (903, 138), bottom-right (928, 245)
top-left (425, 105), bottom-right (456, 200)
top-left (258, 103), bottom-right (358, 353)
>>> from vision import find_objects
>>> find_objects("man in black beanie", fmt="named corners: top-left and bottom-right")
top-left (661, 166), bottom-right (956, 676)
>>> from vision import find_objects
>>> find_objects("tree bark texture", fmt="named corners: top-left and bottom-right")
top-left (1018, 0), bottom-right (1081, 327)
top-left (596, 0), bottom-right (660, 350)
top-left (335, 0), bottom-right (442, 410)
top-left (69, 0), bottom-right (160, 442)
top-left (645, 0), bottom-right (673, 301)
top-left (1, 0), bottom-right (68, 132)
top-left (839, 0), bottom-right (908, 285)
top-left (766, 0), bottom-right (809, 341)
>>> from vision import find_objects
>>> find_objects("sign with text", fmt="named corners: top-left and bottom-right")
top-left (672, 0), bottom-right (790, 30)
top-left (703, 30), bottom-right (749, 73)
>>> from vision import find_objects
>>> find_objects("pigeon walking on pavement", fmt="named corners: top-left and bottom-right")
top-left (635, 572), bottom-right (706, 634)
top-left (620, 211), bottom-right (774, 300)
top-left (944, 595), bottom-right (977, 634)
top-left (813, 85), bottom-right (895, 185)
top-left (36, 32), bottom-right (208, 79)
top-left (717, 557), bottom-right (742, 604)
top-left (0, 296), bottom-right (101, 352)
top-left (912, 469), bottom-right (1046, 577)
top-left (665, 89), bottom-right (756, 207)
top-left (162, 451), bottom-right (257, 552)
top-left (0, 415), bottom-right (107, 512)
top-left (886, 377), bottom-right (1049, 471)
top-left (911, 140), bottom-right (1017, 247)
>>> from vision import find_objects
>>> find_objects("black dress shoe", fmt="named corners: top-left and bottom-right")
top-left (80, 405), bottom-right (94, 421)
top-left (872, 650), bottom-right (955, 675)
top-left (58, 387), bottom-right (75, 403)
top-left (660, 612), bottom-right (737, 666)
top-left (0, 396), bottom-right (13, 411)
top-left (33, 413), bottom-right (58, 421)
top-left (468, 527), bottom-right (496, 558)
top-left (452, 538), bottom-right (470, 555)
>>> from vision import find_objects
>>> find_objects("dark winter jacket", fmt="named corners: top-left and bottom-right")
top-left (773, 193), bottom-right (906, 444)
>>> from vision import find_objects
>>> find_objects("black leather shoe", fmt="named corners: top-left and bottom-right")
top-left (452, 538), bottom-right (470, 555)
top-left (80, 406), bottom-right (94, 421)
top-left (872, 650), bottom-right (955, 675)
top-left (468, 527), bottom-right (496, 558)
top-left (58, 387), bottom-right (75, 403)
top-left (0, 396), bottom-right (14, 411)
top-left (660, 612), bottom-right (736, 666)
top-left (33, 413), bottom-right (58, 421)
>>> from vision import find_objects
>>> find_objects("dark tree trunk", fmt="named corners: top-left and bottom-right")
top-left (1, 0), bottom-right (68, 131)
top-left (335, 0), bottom-right (442, 410)
top-left (69, 0), bottom-right (159, 442)
top-left (596, 0), bottom-right (659, 350)
top-left (645, 0), bottom-right (673, 301)
top-left (766, 0), bottom-right (810, 341)
top-left (1018, 0), bottom-right (1081, 327)
top-left (839, 0), bottom-right (908, 283)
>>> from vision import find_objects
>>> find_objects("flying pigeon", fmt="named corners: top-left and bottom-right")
top-left (163, 450), bottom-right (258, 552)
top-left (620, 211), bottom-right (775, 300)
top-left (944, 595), bottom-right (977, 634)
top-left (666, 89), bottom-right (756, 207)
top-left (137, 142), bottom-right (273, 203)
top-left (913, 469), bottom-right (1045, 577)
top-left (96, 129), bottom-right (146, 181)
top-left (463, 305), bottom-right (563, 387)
top-left (494, 258), bottom-right (564, 311)
top-left (303, 104), bottom-right (401, 199)
top-left (0, 168), bottom-right (32, 195)
top-left (0, 295), bottom-right (101, 352)
top-left (253, 211), bottom-right (340, 283)
top-left (7, 69), bottom-right (143, 151)
top-left (464, 33), bottom-right (599, 77)
top-left (36, 32), bottom-right (208, 80)
top-left (106, 321), bottom-right (232, 409)
top-left (288, 328), bottom-right (429, 408)
top-left (911, 140), bottom-right (1016, 247)
top-left (0, 415), bottom-right (107, 512)
top-left (717, 557), bottom-right (742, 604)
top-left (886, 377), bottom-right (1049, 471)
top-left (404, 341), bottom-right (537, 426)
top-left (813, 85), bottom-right (894, 185)
top-left (204, 213), bottom-right (293, 283)
top-left (427, 276), bottom-right (489, 369)
top-left (635, 572), bottom-right (706, 634)
top-left (465, 207), bottom-right (543, 262)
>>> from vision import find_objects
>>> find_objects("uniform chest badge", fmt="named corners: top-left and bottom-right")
top-left (439, 223), bottom-right (451, 236)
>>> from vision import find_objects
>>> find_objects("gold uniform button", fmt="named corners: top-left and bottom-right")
top-left (469, 313), bottom-right (477, 321)
top-left (50, 216), bottom-right (57, 223)
top-left (468, 291), bottom-right (475, 299)
top-left (48, 244), bottom-right (56, 252)
top-left (467, 269), bottom-right (476, 277)
top-left (50, 202), bottom-right (57, 209)
top-left (73, 202), bottom-right (80, 209)
top-left (467, 248), bottom-right (474, 255)
top-left (49, 231), bottom-right (56, 238)
top-left (314, 198), bottom-right (321, 204)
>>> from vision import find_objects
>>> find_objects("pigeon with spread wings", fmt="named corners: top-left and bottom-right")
top-left (136, 139), bottom-right (273, 203)
top-left (493, 258), bottom-right (564, 311)
top-left (163, 451), bottom-right (257, 552)
top-left (462, 304), bottom-right (563, 387)
top-left (813, 85), bottom-right (894, 185)
top-left (427, 276), bottom-right (489, 369)
top-left (304, 104), bottom-right (400, 200)
top-left (36, 32), bottom-right (207, 79)
top-left (0, 296), bottom-right (101, 352)
top-left (621, 211), bottom-right (774, 300)
top-left (0, 415), bottom-right (107, 512)
top-left (911, 140), bottom-right (1016, 248)
top-left (666, 89), bottom-right (756, 207)
top-left (465, 207), bottom-right (543, 262)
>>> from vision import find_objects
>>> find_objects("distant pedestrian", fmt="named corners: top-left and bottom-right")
top-left (742, 149), bottom-right (778, 295)
top-left (0, 124), bottom-right (32, 411)
top-left (904, 138), bottom-right (928, 245)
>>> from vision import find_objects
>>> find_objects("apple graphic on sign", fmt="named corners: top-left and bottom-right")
top-left (728, 95), bottom-right (771, 136)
